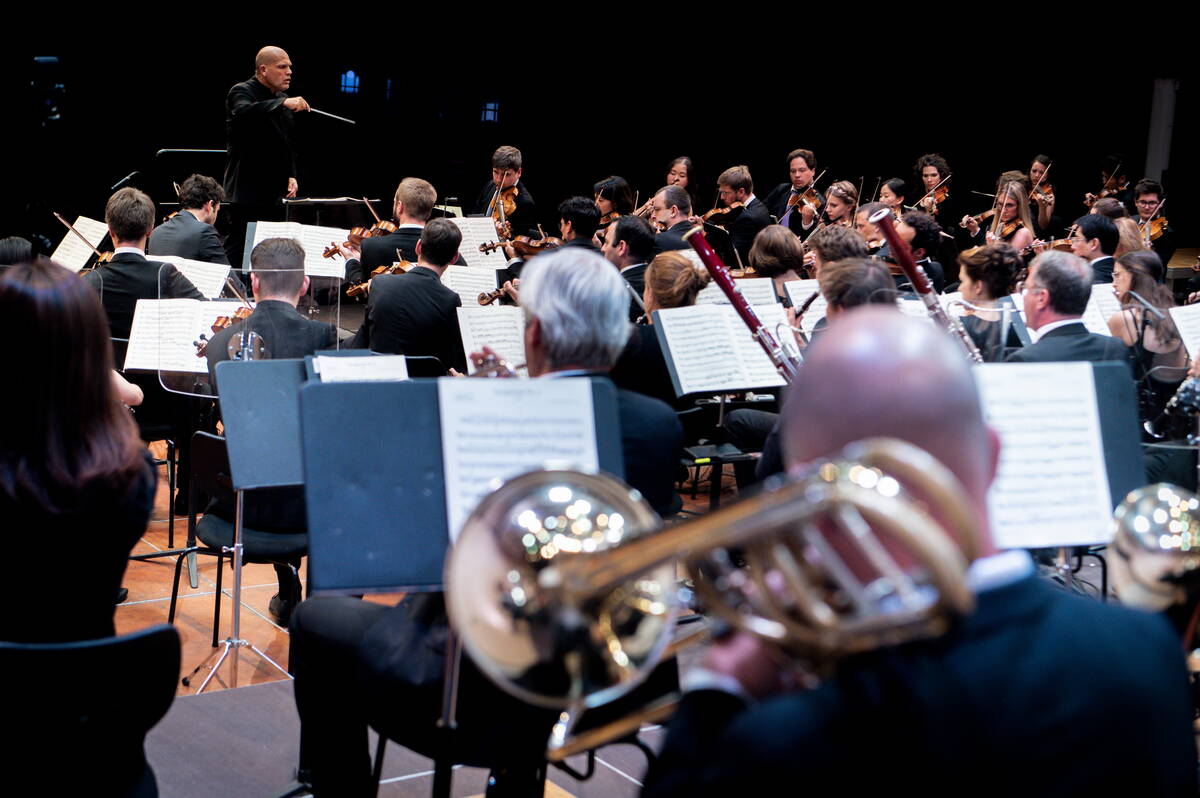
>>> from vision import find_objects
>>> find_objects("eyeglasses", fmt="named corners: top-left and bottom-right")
top-left (1135, 199), bottom-right (1160, 207)
top-left (1017, 280), bottom-right (1045, 295)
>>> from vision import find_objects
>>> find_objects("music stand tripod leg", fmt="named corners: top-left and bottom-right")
top-left (182, 489), bottom-right (294, 693)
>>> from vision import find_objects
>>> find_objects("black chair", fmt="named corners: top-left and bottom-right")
top-left (0, 624), bottom-right (180, 797)
top-left (168, 431), bottom-right (308, 646)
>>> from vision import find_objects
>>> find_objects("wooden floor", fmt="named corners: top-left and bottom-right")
top-left (117, 442), bottom-right (735, 697)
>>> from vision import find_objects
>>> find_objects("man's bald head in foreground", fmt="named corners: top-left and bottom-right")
top-left (781, 307), bottom-right (999, 551)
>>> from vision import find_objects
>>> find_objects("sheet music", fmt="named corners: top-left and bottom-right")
top-left (1078, 283), bottom-right (1117, 337)
top-left (153, 255), bottom-right (232, 299)
top-left (974, 362), bottom-right (1114, 548)
top-left (442, 266), bottom-right (501, 308)
top-left (448, 217), bottom-right (508, 269)
top-left (1169, 304), bottom-right (1200, 357)
top-left (315, 354), bottom-right (409, 382)
top-left (695, 277), bottom-right (778, 307)
top-left (50, 215), bottom-right (108, 273)
top-left (456, 306), bottom-right (528, 375)
top-left (784, 279), bottom-right (828, 333)
top-left (655, 304), bottom-right (787, 395)
top-left (251, 221), bottom-right (349, 279)
top-left (123, 299), bottom-right (245, 374)
top-left (438, 378), bottom-right (599, 541)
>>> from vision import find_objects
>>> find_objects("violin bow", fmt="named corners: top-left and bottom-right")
top-left (916, 173), bottom-right (952, 209)
top-left (52, 211), bottom-right (105, 256)
top-left (362, 197), bottom-right (382, 224)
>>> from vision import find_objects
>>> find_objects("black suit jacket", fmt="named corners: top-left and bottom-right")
top-left (729, 198), bottom-right (772, 268)
top-left (1091, 255), bottom-right (1115, 284)
top-left (84, 252), bottom-right (205, 342)
top-left (610, 324), bottom-right (681, 409)
top-left (621, 263), bottom-right (647, 322)
top-left (655, 221), bottom-right (692, 254)
top-left (348, 227), bottom-right (466, 284)
top-left (1005, 321), bottom-right (1132, 368)
top-left (473, 180), bottom-right (537, 237)
top-left (643, 574), bottom-right (1198, 797)
top-left (349, 266), bottom-right (465, 373)
top-left (148, 209), bottom-right (230, 265)
top-left (223, 76), bottom-right (296, 205)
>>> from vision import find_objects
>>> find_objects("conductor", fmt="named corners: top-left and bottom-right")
top-left (223, 46), bottom-right (308, 214)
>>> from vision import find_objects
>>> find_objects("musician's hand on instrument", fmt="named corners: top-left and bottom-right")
top-left (984, 231), bottom-right (997, 244)
top-left (342, 241), bottom-right (361, 260)
top-left (502, 242), bottom-right (517, 260)
top-left (698, 631), bottom-right (789, 701)
top-left (800, 204), bottom-right (816, 225)
top-left (448, 368), bottom-right (466, 377)
top-left (962, 216), bottom-right (979, 236)
top-left (283, 96), bottom-right (310, 112)
top-left (469, 346), bottom-right (502, 370)
top-left (1030, 239), bottom-right (1047, 254)
top-left (1188, 291), bottom-right (1200, 306)
top-left (687, 215), bottom-right (704, 228)
top-left (502, 279), bottom-right (520, 305)
top-left (287, 177), bottom-right (298, 198)
top-left (1189, 355), bottom-right (1200, 380)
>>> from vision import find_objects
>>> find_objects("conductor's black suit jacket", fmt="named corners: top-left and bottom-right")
top-left (223, 76), bottom-right (296, 205)
top-left (148, 209), bottom-right (230, 264)
top-left (642, 574), bottom-right (1198, 796)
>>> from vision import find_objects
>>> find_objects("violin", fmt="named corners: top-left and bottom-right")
top-left (1022, 236), bottom-right (1073, 256)
top-left (1140, 215), bottom-right (1169, 243)
top-left (345, 260), bottom-right (411, 298)
top-left (962, 208), bottom-right (996, 228)
top-left (360, 196), bottom-right (397, 236)
top-left (490, 185), bottom-right (518, 238)
top-left (998, 220), bottom-right (1023, 240)
top-left (479, 232), bottom-right (564, 259)
top-left (1084, 175), bottom-right (1129, 208)
top-left (598, 211), bottom-right (621, 227)
top-left (633, 198), bottom-right (655, 219)
top-left (194, 306), bottom-right (254, 357)
top-left (1030, 183), bottom-right (1055, 205)
top-left (916, 174), bottom-right (952, 216)
top-left (478, 278), bottom-right (520, 306)
top-left (702, 202), bottom-right (745, 226)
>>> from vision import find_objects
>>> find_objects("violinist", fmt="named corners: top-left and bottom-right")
top-left (665, 156), bottom-right (698, 212)
top-left (651, 185), bottom-right (693, 253)
top-left (961, 182), bottom-right (1035, 254)
top-left (820, 181), bottom-right (857, 229)
top-left (855, 201), bottom-right (888, 255)
top-left (879, 178), bottom-right (908, 219)
top-left (473, 145), bottom-right (537, 237)
top-left (914, 153), bottom-right (957, 221)
top-left (716, 165), bottom-right (771, 267)
top-left (764, 148), bottom-right (823, 239)
top-left (1134, 179), bottom-right (1175, 267)
top-left (342, 178), bottom-right (457, 285)
top-left (496, 197), bottom-right (600, 284)
top-left (594, 176), bottom-right (635, 243)
top-left (600, 215), bottom-right (657, 321)
top-left (1085, 154), bottom-right (1133, 213)
top-left (348, 219), bottom-right (467, 374)
top-left (1027, 155), bottom-right (1057, 235)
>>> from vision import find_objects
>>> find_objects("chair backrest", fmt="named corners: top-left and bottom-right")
top-left (0, 624), bottom-right (181, 796)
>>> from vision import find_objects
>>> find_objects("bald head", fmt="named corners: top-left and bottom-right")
top-left (782, 307), bottom-right (997, 508)
top-left (256, 46), bottom-right (288, 69)
top-left (255, 47), bottom-right (293, 93)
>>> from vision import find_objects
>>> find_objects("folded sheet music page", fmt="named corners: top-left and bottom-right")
top-left (1076, 283), bottom-right (1118, 337)
top-left (457, 306), bottom-right (528, 375)
top-left (655, 303), bottom-right (788, 395)
top-left (442, 265), bottom-right (501, 307)
top-left (315, 354), bottom-right (409, 382)
top-left (1170, 304), bottom-right (1200, 357)
top-left (51, 215), bottom-right (108, 273)
top-left (124, 299), bottom-right (247, 374)
top-left (696, 277), bottom-right (778, 307)
top-left (448, 217), bottom-right (509, 268)
top-left (438, 378), bottom-right (598, 541)
top-left (153, 256), bottom-right (232, 299)
top-left (250, 221), bottom-right (348, 279)
top-left (974, 362), bottom-right (1114, 548)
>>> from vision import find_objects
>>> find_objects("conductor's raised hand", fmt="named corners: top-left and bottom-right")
top-left (283, 96), bottom-right (310, 112)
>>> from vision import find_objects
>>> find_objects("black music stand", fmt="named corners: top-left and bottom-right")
top-left (297, 377), bottom-right (624, 798)
top-left (183, 358), bottom-right (307, 692)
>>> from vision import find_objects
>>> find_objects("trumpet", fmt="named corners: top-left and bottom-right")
top-left (445, 437), bottom-right (979, 760)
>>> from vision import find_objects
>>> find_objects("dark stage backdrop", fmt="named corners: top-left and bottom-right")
top-left (6, 41), bottom-right (1196, 255)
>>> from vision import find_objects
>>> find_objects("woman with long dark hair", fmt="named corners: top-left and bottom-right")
top-left (0, 259), bottom-right (155, 642)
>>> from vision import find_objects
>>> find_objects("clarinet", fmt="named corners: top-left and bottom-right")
top-left (869, 208), bottom-right (984, 363)
top-left (684, 226), bottom-right (801, 382)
